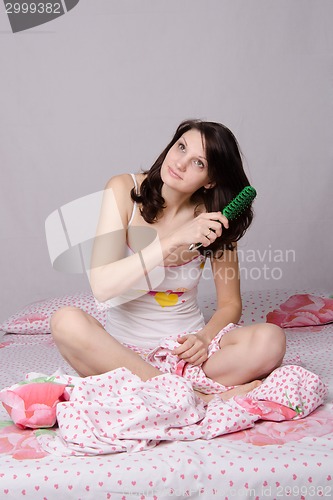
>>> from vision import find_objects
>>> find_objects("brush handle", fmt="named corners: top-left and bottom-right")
top-left (188, 186), bottom-right (257, 251)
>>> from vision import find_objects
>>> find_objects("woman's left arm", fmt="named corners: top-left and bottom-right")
top-left (200, 246), bottom-right (242, 341)
top-left (173, 246), bottom-right (242, 365)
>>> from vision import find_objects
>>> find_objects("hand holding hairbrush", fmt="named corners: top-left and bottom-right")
top-left (188, 186), bottom-right (257, 251)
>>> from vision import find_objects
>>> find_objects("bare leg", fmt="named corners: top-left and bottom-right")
top-left (202, 323), bottom-right (286, 387)
top-left (50, 307), bottom-right (261, 403)
top-left (50, 307), bottom-right (161, 381)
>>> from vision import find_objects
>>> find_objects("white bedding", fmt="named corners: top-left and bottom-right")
top-left (1, 289), bottom-right (333, 499)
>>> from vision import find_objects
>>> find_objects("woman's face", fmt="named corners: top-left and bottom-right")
top-left (160, 128), bottom-right (213, 194)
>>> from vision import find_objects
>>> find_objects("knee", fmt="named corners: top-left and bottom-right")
top-left (50, 306), bottom-right (85, 343)
top-left (256, 323), bottom-right (286, 364)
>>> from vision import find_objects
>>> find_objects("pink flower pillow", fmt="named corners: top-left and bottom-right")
top-left (266, 294), bottom-right (333, 328)
top-left (0, 292), bottom-right (106, 334)
top-left (0, 377), bottom-right (68, 429)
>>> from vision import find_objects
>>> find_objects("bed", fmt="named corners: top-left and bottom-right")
top-left (0, 289), bottom-right (332, 499)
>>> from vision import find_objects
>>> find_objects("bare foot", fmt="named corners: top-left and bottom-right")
top-left (195, 380), bottom-right (261, 404)
top-left (219, 380), bottom-right (261, 400)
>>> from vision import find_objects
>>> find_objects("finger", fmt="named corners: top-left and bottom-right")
top-left (206, 212), bottom-right (229, 230)
top-left (220, 215), bottom-right (229, 229)
top-left (177, 345), bottom-right (201, 360)
top-left (175, 335), bottom-right (188, 344)
top-left (202, 230), bottom-right (217, 247)
top-left (172, 338), bottom-right (194, 356)
top-left (191, 359), bottom-right (204, 366)
top-left (186, 352), bottom-right (206, 366)
top-left (189, 349), bottom-right (209, 365)
top-left (172, 345), bottom-right (187, 356)
top-left (204, 227), bottom-right (219, 242)
top-left (181, 344), bottom-right (205, 359)
top-left (206, 220), bottom-right (224, 235)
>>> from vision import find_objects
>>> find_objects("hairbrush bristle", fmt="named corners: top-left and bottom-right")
top-left (222, 186), bottom-right (257, 220)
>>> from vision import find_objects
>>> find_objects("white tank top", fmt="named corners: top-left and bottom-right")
top-left (103, 174), bottom-right (206, 348)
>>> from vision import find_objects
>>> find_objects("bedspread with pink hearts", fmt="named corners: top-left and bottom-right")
top-left (0, 363), bottom-right (327, 457)
top-left (1, 290), bottom-right (333, 499)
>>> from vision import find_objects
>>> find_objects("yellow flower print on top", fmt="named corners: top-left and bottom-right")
top-left (148, 290), bottom-right (186, 308)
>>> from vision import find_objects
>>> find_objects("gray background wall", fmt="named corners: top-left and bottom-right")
top-left (1, 0), bottom-right (332, 322)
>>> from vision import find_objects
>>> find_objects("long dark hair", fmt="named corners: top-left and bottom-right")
top-left (131, 119), bottom-right (254, 255)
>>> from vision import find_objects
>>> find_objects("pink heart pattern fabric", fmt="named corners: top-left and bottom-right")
top-left (1, 363), bottom-right (323, 457)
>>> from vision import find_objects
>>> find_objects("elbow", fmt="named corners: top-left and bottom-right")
top-left (217, 298), bottom-right (242, 324)
top-left (90, 283), bottom-right (105, 303)
top-left (226, 302), bottom-right (242, 324)
top-left (89, 266), bottom-right (130, 303)
top-left (92, 290), bottom-right (109, 304)
top-left (89, 268), bottom-right (114, 303)
top-left (90, 276), bottom-right (115, 304)
top-left (234, 298), bottom-right (243, 323)
top-left (91, 284), bottom-right (117, 303)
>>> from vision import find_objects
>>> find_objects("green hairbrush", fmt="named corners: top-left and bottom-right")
top-left (222, 185), bottom-right (257, 220)
top-left (189, 185), bottom-right (257, 251)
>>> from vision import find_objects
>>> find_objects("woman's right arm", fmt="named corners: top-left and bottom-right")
top-left (89, 175), bottom-right (228, 302)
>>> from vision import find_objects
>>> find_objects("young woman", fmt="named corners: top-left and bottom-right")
top-left (51, 119), bottom-right (286, 402)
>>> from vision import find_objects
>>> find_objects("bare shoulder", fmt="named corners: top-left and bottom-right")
top-left (105, 172), bottom-right (146, 192)
top-left (104, 173), bottom-right (134, 190)
top-left (103, 173), bottom-right (137, 225)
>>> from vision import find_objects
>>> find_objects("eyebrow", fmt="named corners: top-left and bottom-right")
top-left (180, 135), bottom-right (207, 161)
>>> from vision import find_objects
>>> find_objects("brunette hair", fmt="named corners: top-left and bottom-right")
top-left (131, 119), bottom-right (254, 255)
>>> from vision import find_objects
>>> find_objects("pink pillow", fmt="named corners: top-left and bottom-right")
top-left (0, 378), bottom-right (67, 429)
top-left (266, 294), bottom-right (333, 328)
top-left (0, 292), bottom-right (106, 334)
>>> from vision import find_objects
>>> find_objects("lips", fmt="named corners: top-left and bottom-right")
top-left (168, 167), bottom-right (183, 180)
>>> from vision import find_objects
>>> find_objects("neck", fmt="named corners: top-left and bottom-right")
top-left (161, 184), bottom-right (192, 218)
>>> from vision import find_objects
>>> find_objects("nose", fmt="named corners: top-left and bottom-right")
top-left (176, 156), bottom-right (187, 171)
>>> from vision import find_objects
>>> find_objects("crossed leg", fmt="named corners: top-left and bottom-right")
top-left (50, 307), bottom-right (262, 402)
top-left (202, 323), bottom-right (286, 387)
top-left (50, 307), bottom-right (161, 381)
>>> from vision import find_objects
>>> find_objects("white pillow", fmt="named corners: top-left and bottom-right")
top-left (0, 292), bottom-right (106, 334)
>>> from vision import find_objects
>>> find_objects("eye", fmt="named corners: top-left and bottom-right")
top-left (193, 159), bottom-right (205, 168)
top-left (178, 142), bottom-right (185, 151)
